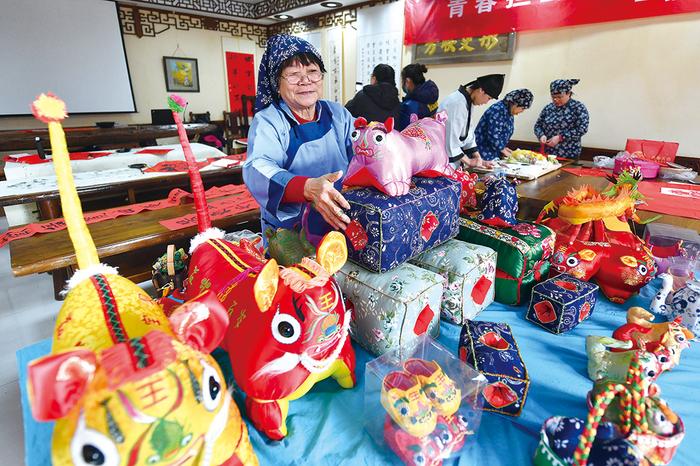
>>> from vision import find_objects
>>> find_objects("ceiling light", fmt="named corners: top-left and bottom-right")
top-left (274, 14), bottom-right (293, 20)
top-left (321, 1), bottom-right (343, 7)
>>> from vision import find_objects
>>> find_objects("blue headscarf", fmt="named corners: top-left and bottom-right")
top-left (255, 34), bottom-right (325, 112)
top-left (550, 79), bottom-right (580, 94)
top-left (503, 89), bottom-right (534, 109)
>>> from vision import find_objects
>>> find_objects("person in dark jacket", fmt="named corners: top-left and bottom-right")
top-left (398, 63), bottom-right (439, 130)
top-left (345, 64), bottom-right (400, 123)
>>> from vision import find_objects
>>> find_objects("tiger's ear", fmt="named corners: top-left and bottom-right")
top-left (383, 117), bottom-right (394, 133)
top-left (354, 117), bottom-right (367, 129)
top-left (316, 231), bottom-right (347, 275)
top-left (28, 349), bottom-right (97, 421)
top-left (254, 259), bottom-right (279, 312)
top-left (169, 290), bottom-right (229, 352)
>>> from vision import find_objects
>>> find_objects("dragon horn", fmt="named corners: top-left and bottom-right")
top-left (168, 95), bottom-right (212, 233)
top-left (31, 94), bottom-right (100, 270)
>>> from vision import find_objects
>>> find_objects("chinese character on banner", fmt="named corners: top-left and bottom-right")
top-left (479, 35), bottom-right (499, 50)
top-left (459, 37), bottom-right (475, 52)
top-left (424, 42), bottom-right (438, 55)
top-left (448, 0), bottom-right (469, 18)
top-left (475, 0), bottom-right (496, 14)
top-left (441, 40), bottom-right (458, 52)
top-left (506, 0), bottom-right (531, 7)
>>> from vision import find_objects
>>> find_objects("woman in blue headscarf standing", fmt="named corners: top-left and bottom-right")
top-left (474, 89), bottom-right (534, 161)
top-left (534, 79), bottom-right (590, 159)
top-left (243, 34), bottom-right (354, 244)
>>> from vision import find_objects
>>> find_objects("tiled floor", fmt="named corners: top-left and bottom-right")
top-left (0, 216), bottom-right (61, 465)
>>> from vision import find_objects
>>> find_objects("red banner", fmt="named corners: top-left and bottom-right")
top-left (159, 192), bottom-right (258, 231)
top-left (0, 185), bottom-right (248, 248)
top-left (404, 0), bottom-right (700, 44)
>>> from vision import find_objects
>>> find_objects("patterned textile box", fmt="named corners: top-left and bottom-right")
top-left (343, 176), bottom-right (461, 273)
top-left (457, 217), bottom-right (555, 305)
top-left (335, 262), bottom-right (445, 356)
top-left (526, 274), bottom-right (599, 334)
top-left (459, 320), bottom-right (529, 416)
top-left (410, 239), bottom-right (496, 324)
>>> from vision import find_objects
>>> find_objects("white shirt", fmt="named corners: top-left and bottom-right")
top-left (438, 89), bottom-right (477, 161)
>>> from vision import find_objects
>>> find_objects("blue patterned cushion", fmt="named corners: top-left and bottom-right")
top-left (459, 320), bottom-right (529, 416)
top-left (527, 274), bottom-right (599, 334)
top-left (343, 177), bottom-right (460, 273)
top-left (410, 239), bottom-right (496, 324)
top-left (335, 262), bottom-right (444, 356)
top-left (478, 174), bottom-right (518, 227)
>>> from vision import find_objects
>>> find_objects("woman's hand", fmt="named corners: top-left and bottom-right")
top-left (304, 171), bottom-right (351, 230)
top-left (501, 147), bottom-right (513, 158)
top-left (547, 135), bottom-right (562, 147)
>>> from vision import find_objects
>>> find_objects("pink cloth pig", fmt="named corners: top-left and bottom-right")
top-left (343, 112), bottom-right (454, 196)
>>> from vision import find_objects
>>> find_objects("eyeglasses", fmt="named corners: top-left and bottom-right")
top-left (551, 94), bottom-right (567, 100)
top-left (281, 70), bottom-right (324, 85)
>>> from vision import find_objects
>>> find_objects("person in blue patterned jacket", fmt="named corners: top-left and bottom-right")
top-left (534, 79), bottom-right (590, 159)
top-left (474, 89), bottom-right (534, 161)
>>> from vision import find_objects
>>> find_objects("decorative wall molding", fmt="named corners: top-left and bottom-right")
top-left (118, 5), bottom-right (268, 48)
top-left (267, 8), bottom-right (357, 37)
top-left (123, 0), bottom-right (322, 20)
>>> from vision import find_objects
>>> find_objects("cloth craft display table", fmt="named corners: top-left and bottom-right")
top-left (17, 278), bottom-right (699, 465)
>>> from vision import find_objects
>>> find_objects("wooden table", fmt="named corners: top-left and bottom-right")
top-left (0, 123), bottom-right (216, 152)
top-left (0, 165), bottom-right (243, 220)
top-left (515, 167), bottom-right (700, 231)
top-left (9, 193), bottom-right (260, 299)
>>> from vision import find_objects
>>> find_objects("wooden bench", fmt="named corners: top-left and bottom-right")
top-left (9, 194), bottom-right (260, 299)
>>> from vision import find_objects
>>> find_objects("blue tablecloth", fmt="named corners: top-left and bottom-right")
top-left (17, 278), bottom-right (699, 465)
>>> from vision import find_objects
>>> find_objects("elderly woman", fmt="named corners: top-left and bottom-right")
top-left (474, 89), bottom-right (534, 161)
top-left (243, 34), bottom-right (353, 244)
top-left (534, 79), bottom-right (590, 159)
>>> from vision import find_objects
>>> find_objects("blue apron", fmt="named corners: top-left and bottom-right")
top-left (260, 101), bottom-right (349, 244)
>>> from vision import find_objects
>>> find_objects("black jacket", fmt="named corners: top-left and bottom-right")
top-left (345, 82), bottom-right (401, 123)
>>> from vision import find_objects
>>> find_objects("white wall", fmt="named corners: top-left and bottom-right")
top-left (0, 26), bottom-right (264, 130)
top-left (417, 13), bottom-right (700, 157)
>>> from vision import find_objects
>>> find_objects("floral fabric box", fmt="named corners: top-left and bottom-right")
top-left (343, 176), bottom-right (461, 273)
top-left (457, 217), bottom-right (555, 305)
top-left (459, 320), bottom-right (529, 417)
top-left (410, 239), bottom-right (496, 324)
top-left (336, 262), bottom-right (445, 356)
top-left (526, 274), bottom-right (599, 334)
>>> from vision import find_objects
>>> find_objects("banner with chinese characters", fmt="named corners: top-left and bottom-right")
top-left (404, 0), bottom-right (700, 44)
top-left (414, 33), bottom-right (515, 64)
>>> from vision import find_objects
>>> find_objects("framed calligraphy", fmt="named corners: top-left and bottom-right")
top-left (413, 33), bottom-right (515, 64)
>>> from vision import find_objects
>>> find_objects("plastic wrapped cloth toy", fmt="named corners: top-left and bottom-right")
top-left (343, 113), bottom-right (454, 196)
top-left (159, 95), bottom-right (356, 440)
top-left (611, 307), bottom-right (693, 368)
top-left (585, 336), bottom-right (674, 383)
top-left (650, 273), bottom-right (700, 338)
top-left (26, 94), bottom-right (257, 466)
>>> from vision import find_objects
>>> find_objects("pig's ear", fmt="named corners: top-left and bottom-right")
top-left (383, 117), bottom-right (394, 133)
top-left (254, 259), bottom-right (279, 312)
top-left (28, 349), bottom-right (97, 421)
top-left (354, 117), bottom-right (367, 129)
